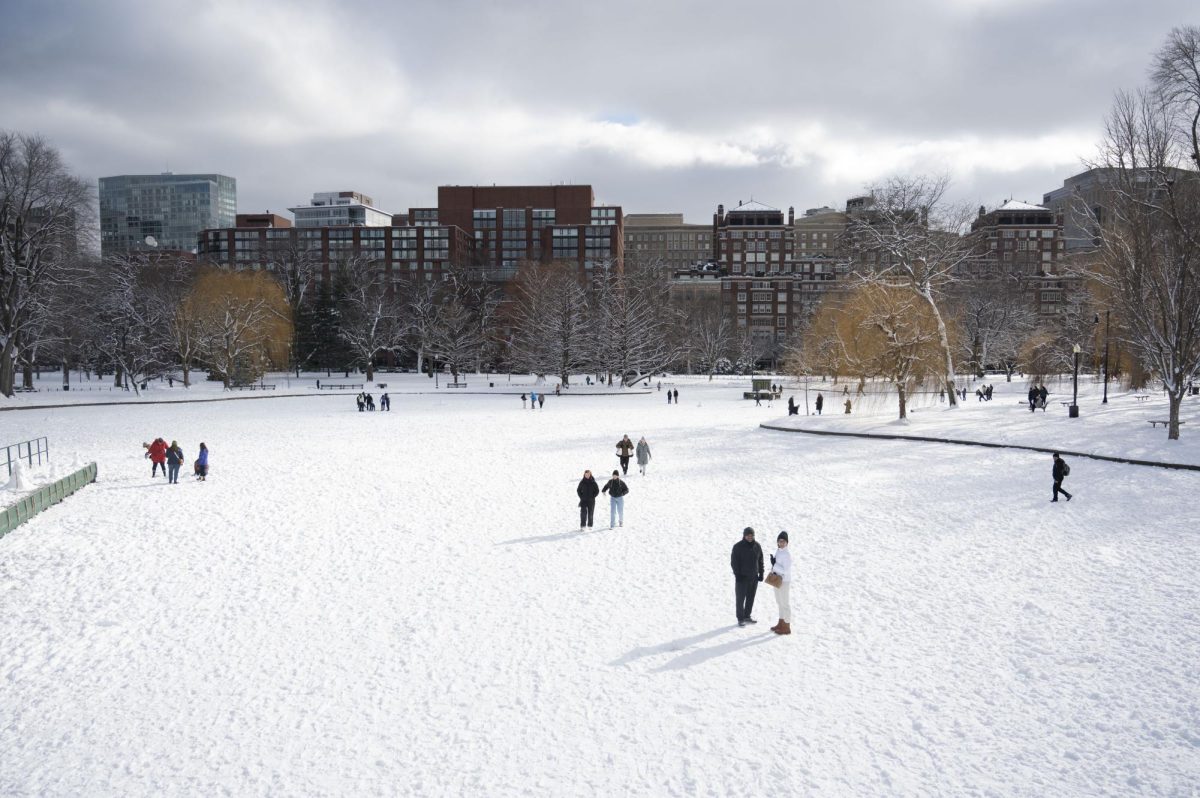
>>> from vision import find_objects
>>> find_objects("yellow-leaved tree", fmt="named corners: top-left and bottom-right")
top-left (182, 268), bottom-right (291, 388)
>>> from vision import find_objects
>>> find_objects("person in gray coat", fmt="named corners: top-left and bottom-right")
top-left (635, 436), bottom-right (652, 476)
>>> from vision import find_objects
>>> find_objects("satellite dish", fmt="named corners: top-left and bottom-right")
top-left (144, 235), bottom-right (158, 248)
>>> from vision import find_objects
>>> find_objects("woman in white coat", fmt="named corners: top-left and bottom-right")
top-left (770, 531), bottom-right (793, 635)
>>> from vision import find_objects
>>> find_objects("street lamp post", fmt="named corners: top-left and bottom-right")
top-left (1101, 310), bottom-right (1110, 404)
top-left (1070, 343), bottom-right (1081, 418)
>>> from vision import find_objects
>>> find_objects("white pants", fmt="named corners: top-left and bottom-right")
top-left (773, 580), bottom-right (791, 622)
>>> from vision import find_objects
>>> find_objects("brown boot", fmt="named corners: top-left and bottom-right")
top-left (774, 621), bottom-right (791, 635)
top-left (770, 619), bottom-right (783, 633)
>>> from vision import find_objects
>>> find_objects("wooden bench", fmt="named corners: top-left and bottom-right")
top-left (231, 384), bottom-right (276, 390)
top-left (1133, 395), bottom-right (1151, 402)
top-left (1148, 420), bottom-right (1184, 429)
top-left (320, 383), bottom-right (363, 390)
top-left (13, 386), bottom-right (36, 393)
top-left (447, 382), bottom-right (468, 388)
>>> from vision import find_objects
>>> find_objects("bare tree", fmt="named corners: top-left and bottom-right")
top-left (1080, 28), bottom-right (1200, 439)
top-left (400, 278), bottom-right (439, 376)
top-left (952, 274), bottom-right (1038, 381)
top-left (846, 175), bottom-right (978, 407)
top-left (264, 236), bottom-right (321, 374)
top-left (509, 261), bottom-right (589, 385)
top-left (590, 259), bottom-right (680, 386)
top-left (0, 132), bottom-right (92, 396)
top-left (688, 306), bottom-right (734, 380)
top-left (90, 255), bottom-right (174, 394)
top-left (428, 297), bottom-right (484, 384)
top-left (185, 268), bottom-right (290, 388)
top-left (336, 255), bottom-right (406, 382)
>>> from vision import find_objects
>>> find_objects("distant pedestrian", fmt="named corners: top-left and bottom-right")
top-left (768, 531), bottom-right (792, 635)
top-left (1051, 452), bottom-right (1073, 502)
top-left (1039, 384), bottom-right (1049, 410)
top-left (844, 398), bottom-right (852, 414)
top-left (731, 526), bottom-right (764, 627)
top-left (672, 389), bottom-right (679, 404)
top-left (755, 392), bottom-right (762, 407)
top-left (635, 436), bottom-right (652, 476)
top-left (530, 390), bottom-right (538, 410)
top-left (165, 440), bottom-right (185, 484)
top-left (816, 393), bottom-right (824, 415)
top-left (788, 396), bottom-right (798, 416)
top-left (1028, 385), bottom-right (1038, 412)
top-left (357, 393), bottom-right (365, 412)
top-left (195, 442), bottom-right (209, 481)
top-left (657, 382), bottom-right (662, 391)
top-left (555, 384), bottom-right (561, 396)
top-left (366, 393), bottom-right (375, 411)
top-left (521, 393), bottom-right (527, 409)
top-left (381, 393), bottom-right (391, 411)
top-left (577, 469), bottom-right (599, 530)
top-left (667, 390), bottom-right (672, 405)
top-left (601, 470), bottom-right (629, 528)
top-left (939, 388), bottom-right (945, 403)
top-left (985, 384), bottom-right (993, 401)
top-left (146, 437), bottom-right (168, 478)
top-left (616, 434), bottom-right (634, 475)
top-left (538, 393), bottom-right (545, 409)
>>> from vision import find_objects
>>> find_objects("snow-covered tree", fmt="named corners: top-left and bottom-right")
top-left (1080, 27), bottom-right (1200, 439)
top-left (509, 261), bottom-right (589, 384)
top-left (589, 259), bottom-right (680, 386)
top-left (263, 236), bottom-right (321, 375)
top-left (89, 255), bottom-right (174, 394)
top-left (952, 274), bottom-right (1038, 380)
top-left (846, 175), bottom-right (979, 407)
top-left (0, 132), bottom-right (91, 396)
top-left (184, 268), bottom-right (290, 388)
top-left (688, 306), bottom-right (733, 380)
top-left (335, 255), bottom-right (406, 382)
top-left (427, 297), bottom-right (484, 384)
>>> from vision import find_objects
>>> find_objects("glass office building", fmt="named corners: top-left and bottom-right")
top-left (99, 173), bottom-right (236, 258)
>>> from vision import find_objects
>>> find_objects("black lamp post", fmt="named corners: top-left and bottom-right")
top-left (1070, 343), bottom-right (1081, 418)
top-left (1094, 310), bottom-right (1111, 404)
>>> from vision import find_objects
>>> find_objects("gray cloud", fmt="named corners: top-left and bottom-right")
top-left (1, 0), bottom-right (1195, 224)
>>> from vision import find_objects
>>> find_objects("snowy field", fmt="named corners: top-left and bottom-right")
top-left (2, 379), bottom-right (1199, 796)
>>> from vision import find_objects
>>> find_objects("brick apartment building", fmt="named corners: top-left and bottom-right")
top-left (624, 213), bottom-right (713, 270)
top-left (198, 184), bottom-right (622, 284)
top-left (969, 199), bottom-right (1078, 316)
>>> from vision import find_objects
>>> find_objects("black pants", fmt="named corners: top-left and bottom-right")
top-left (619, 455), bottom-right (630, 474)
top-left (152, 461), bottom-right (165, 477)
top-left (1053, 479), bottom-right (1072, 501)
top-left (735, 576), bottom-right (759, 621)
top-left (580, 501), bottom-right (594, 527)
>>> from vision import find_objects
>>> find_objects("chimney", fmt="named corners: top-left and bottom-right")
top-left (788, 206), bottom-right (795, 225)
top-left (979, 205), bottom-right (986, 218)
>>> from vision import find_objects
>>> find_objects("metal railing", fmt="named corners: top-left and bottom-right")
top-left (0, 461), bottom-right (96, 539)
top-left (3, 437), bottom-right (49, 478)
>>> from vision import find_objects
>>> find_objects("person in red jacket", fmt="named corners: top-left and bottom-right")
top-left (146, 437), bottom-right (168, 478)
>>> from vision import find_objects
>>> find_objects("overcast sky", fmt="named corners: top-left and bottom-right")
top-left (1, 0), bottom-right (1195, 223)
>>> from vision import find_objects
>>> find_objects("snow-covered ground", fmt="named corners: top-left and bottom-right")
top-left (1, 380), bottom-right (1198, 796)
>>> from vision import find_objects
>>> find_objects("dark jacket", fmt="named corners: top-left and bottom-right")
top-left (577, 476), bottom-right (599, 506)
top-left (602, 477), bottom-right (629, 498)
top-left (730, 539), bottom-right (764, 579)
top-left (1053, 458), bottom-right (1069, 481)
top-left (166, 445), bottom-right (184, 466)
top-left (616, 438), bottom-right (634, 457)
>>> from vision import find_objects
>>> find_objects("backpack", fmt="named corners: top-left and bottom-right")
top-left (1063, 462), bottom-right (1071, 476)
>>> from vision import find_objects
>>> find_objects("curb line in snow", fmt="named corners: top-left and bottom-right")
top-left (0, 390), bottom-right (654, 413)
top-left (759, 422), bottom-right (1200, 472)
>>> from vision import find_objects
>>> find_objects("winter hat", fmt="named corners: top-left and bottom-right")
top-left (777, 531), bottom-right (789, 543)
top-left (743, 526), bottom-right (755, 536)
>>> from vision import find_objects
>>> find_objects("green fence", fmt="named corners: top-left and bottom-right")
top-left (0, 462), bottom-right (98, 539)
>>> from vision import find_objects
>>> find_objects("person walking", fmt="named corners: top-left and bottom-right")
top-left (1038, 384), bottom-right (1049, 410)
top-left (635, 436), bottom-right (651, 476)
top-left (521, 393), bottom-right (527, 409)
top-left (530, 389), bottom-right (538, 410)
top-left (616, 434), bottom-right (634, 475)
top-left (195, 442), bottom-right (209, 481)
top-left (768, 531), bottom-right (793, 635)
top-left (1052, 452), bottom-right (1073, 502)
top-left (844, 398), bottom-right (852, 414)
top-left (787, 396), bottom-right (797, 416)
top-left (381, 393), bottom-right (390, 411)
top-left (815, 393), bottom-right (824, 415)
top-left (601, 470), bottom-right (629, 528)
top-left (1028, 385), bottom-right (1038, 412)
top-left (147, 437), bottom-right (168, 478)
top-left (165, 440), bottom-right (185, 484)
top-left (667, 390), bottom-right (672, 405)
top-left (731, 527), bottom-right (764, 626)
top-left (538, 393), bottom-right (545, 409)
top-left (577, 469), bottom-right (599, 531)
top-left (673, 388), bottom-right (679, 404)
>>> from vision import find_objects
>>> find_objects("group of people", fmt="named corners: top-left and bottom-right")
top-left (975, 384), bottom-right (995, 401)
top-left (357, 392), bottom-right (390, 411)
top-left (731, 527), bottom-right (793, 635)
top-left (144, 438), bottom-right (209, 483)
top-left (666, 388), bottom-right (680, 404)
top-left (576, 469), bottom-right (629, 530)
top-left (1027, 384), bottom-right (1050, 411)
top-left (521, 391), bottom-right (547, 409)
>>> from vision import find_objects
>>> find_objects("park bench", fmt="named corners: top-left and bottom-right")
top-left (447, 382), bottom-right (468, 388)
top-left (13, 386), bottom-right (36, 393)
top-left (1060, 401), bottom-right (1073, 407)
top-left (1148, 420), bottom-right (1184, 429)
top-left (1133, 395), bottom-right (1151, 402)
top-left (376, 383), bottom-right (387, 389)
top-left (231, 384), bottom-right (276, 390)
top-left (320, 383), bottom-right (363, 390)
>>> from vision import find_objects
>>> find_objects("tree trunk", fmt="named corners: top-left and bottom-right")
top-left (62, 360), bottom-right (70, 388)
top-left (921, 288), bottom-right (959, 407)
top-left (114, 366), bottom-right (123, 388)
top-left (366, 362), bottom-right (375, 382)
top-left (22, 361), bottom-right (33, 389)
top-left (0, 342), bottom-right (14, 397)
top-left (416, 346), bottom-right (425, 376)
top-left (182, 359), bottom-right (191, 388)
top-left (1169, 391), bottom-right (1182, 440)
top-left (897, 383), bottom-right (908, 420)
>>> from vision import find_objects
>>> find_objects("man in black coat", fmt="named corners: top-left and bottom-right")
top-left (1051, 453), bottom-right (1073, 502)
top-left (730, 527), bottom-right (765, 626)
top-left (577, 470), bottom-right (599, 530)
